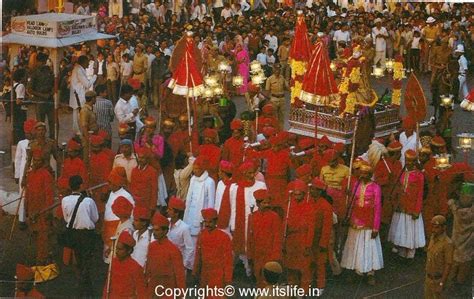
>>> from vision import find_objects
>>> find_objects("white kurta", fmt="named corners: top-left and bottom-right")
top-left (131, 229), bottom-right (153, 267)
top-left (214, 180), bottom-right (227, 213)
top-left (14, 139), bottom-right (29, 222)
top-left (183, 172), bottom-right (216, 236)
top-left (399, 132), bottom-right (420, 167)
top-left (69, 64), bottom-right (96, 109)
top-left (168, 219), bottom-right (195, 270)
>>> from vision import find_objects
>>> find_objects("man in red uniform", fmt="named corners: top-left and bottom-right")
top-left (222, 119), bottom-right (245, 167)
top-left (25, 148), bottom-right (54, 264)
top-left (15, 264), bottom-right (44, 298)
top-left (59, 139), bottom-right (88, 187)
top-left (311, 135), bottom-right (332, 177)
top-left (373, 141), bottom-right (403, 227)
top-left (308, 178), bottom-right (333, 291)
top-left (103, 231), bottom-right (146, 299)
top-left (198, 128), bottom-right (222, 182)
top-left (257, 104), bottom-right (279, 133)
top-left (193, 208), bottom-right (233, 293)
top-left (146, 213), bottom-right (185, 298)
top-left (295, 164), bottom-right (313, 185)
top-left (129, 147), bottom-right (158, 211)
top-left (247, 189), bottom-right (283, 287)
top-left (167, 114), bottom-right (190, 156)
top-left (283, 180), bottom-right (312, 291)
top-left (252, 132), bottom-right (291, 210)
top-left (89, 134), bottom-right (113, 215)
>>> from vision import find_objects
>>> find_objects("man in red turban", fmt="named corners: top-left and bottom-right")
top-left (222, 119), bottom-right (245, 167)
top-left (129, 147), bottom-right (158, 211)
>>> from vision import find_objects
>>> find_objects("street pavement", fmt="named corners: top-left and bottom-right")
top-left (0, 73), bottom-right (472, 298)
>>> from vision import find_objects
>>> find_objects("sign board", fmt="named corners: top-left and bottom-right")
top-left (11, 14), bottom-right (97, 39)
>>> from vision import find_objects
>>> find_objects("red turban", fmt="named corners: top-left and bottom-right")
top-left (127, 78), bottom-right (141, 90)
top-left (311, 177), bottom-right (327, 190)
top-left (405, 149), bottom-right (417, 160)
top-left (90, 135), bottom-right (104, 146)
top-left (151, 212), bottom-right (169, 227)
top-left (298, 138), bottom-right (314, 150)
top-left (262, 126), bottom-right (276, 137)
top-left (253, 189), bottom-right (269, 201)
top-left (108, 167), bottom-right (127, 187)
top-left (219, 160), bottom-right (234, 174)
top-left (238, 161), bottom-right (254, 172)
top-left (98, 129), bottom-right (110, 140)
top-left (16, 264), bottom-right (34, 281)
top-left (133, 206), bottom-right (151, 220)
top-left (23, 119), bottom-right (37, 134)
top-left (291, 179), bottom-right (308, 192)
top-left (67, 139), bottom-right (81, 151)
top-left (168, 196), bottom-right (186, 211)
top-left (387, 141), bottom-right (402, 151)
top-left (262, 104), bottom-right (274, 114)
top-left (402, 116), bottom-right (416, 130)
top-left (431, 136), bottom-right (446, 147)
top-left (295, 164), bottom-right (312, 177)
top-left (230, 119), bottom-right (243, 130)
top-left (203, 128), bottom-right (218, 138)
top-left (118, 230), bottom-right (136, 247)
top-left (319, 135), bottom-right (332, 146)
top-left (112, 196), bottom-right (133, 218)
top-left (194, 156), bottom-right (208, 168)
top-left (201, 208), bottom-right (218, 220)
top-left (323, 149), bottom-right (338, 162)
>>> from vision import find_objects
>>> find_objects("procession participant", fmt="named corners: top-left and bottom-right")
top-left (222, 119), bottom-right (245, 167)
top-left (15, 264), bottom-right (44, 298)
top-left (373, 140), bottom-right (403, 226)
top-left (174, 152), bottom-right (195, 200)
top-left (118, 123), bottom-right (133, 141)
top-left (22, 122), bottom-right (58, 186)
top-left (295, 164), bottom-right (312, 185)
top-left (250, 133), bottom-right (290, 211)
top-left (59, 139), bottom-right (88, 187)
top-left (135, 116), bottom-right (164, 169)
top-left (129, 147), bottom-right (158, 211)
top-left (455, 44), bottom-right (469, 100)
top-left (448, 175), bottom-right (474, 285)
top-left (424, 215), bottom-right (453, 299)
top-left (70, 55), bottom-right (97, 134)
top-left (14, 119), bottom-right (36, 227)
top-left (79, 90), bottom-right (99, 166)
top-left (146, 212), bottom-right (186, 297)
top-left (114, 84), bottom-right (139, 141)
top-left (103, 167), bottom-right (134, 263)
top-left (214, 160), bottom-right (234, 232)
top-left (167, 114), bottom-right (190, 156)
top-left (319, 149), bottom-right (349, 220)
top-left (308, 178), bottom-right (333, 292)
top-left (256, 262), bottom-right (289, 299)
top-left (265, 65), bottom-right (288, 128)
top-left (431, 136), bottom-right (448, 155)
top-left (131, 206), bottom-right (152, 268)
top-left (132, 43), bottom-right (148, 84)
top-left (61, 175), bottom-right (99, 296)
top-left (400, 116), bottom-right (419, 167)
top-left (283, 179), bottom-right (312, 291)
top-left (193, 208), bottom-right (233, 291)
top-left (341, 161), bottom-right (383, 286)
top-left (197, 128), bottom-right (222, 182)
top-left (229, 160), bottom-right (267, 277)
top-left (388, 150), bottom-right (425, 259)
top-left (106, 196), bottom-right (135, 263)
top-left (292, 137), bottom-right (315, 168)
top-left (113, 139), bottom-right (138, 182)
top-left (247, 189), bottom-right (282, 288)
top-left (103, 231), bottom-right (146, 299)
top-left (167, 197), bottom-right (195, 272)
top-left (183, 156), bottom-right (216, 242)
top-left (310, 135), bottom-right (332, 177)
top-left (89, 135), bottom-right (113, 215)
top-left (25, 148), bottom-right (54, 264)
top-left (257, 103), bottom-right (280, 133)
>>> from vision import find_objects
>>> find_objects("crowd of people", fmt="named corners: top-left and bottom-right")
top-left (2, 0), bottom-right (474, 298)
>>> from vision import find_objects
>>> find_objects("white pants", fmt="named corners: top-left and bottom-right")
top-left (374, 51), bottom-right (386, 68)
top-left (459, 75), bottom-right (469, 99)
top-left (72, 108), bottom-right (81, 134)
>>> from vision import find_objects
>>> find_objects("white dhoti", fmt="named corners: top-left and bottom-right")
top-left (157, 173), bottom-right (168, 206)
top-left (341, 227), bottom-right (384, 274)
top-left (388, 212), bottom-right (426, 249)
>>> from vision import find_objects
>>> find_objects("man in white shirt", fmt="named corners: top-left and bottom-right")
top-left (114, 85), bottom-right (139, 139)
top-left (70, 55), bottom-right (97, 134)
top-left (455, 44), bottom-right (469, 99)
top-left (167, 197), bottom-right (195, 272)
top-left (120, 54), bottom-right (133, 85)
top-left (333, 23), bottom-right (351, 49)
top-left (183, 156), bottom-right (216, 242)
top-left (131, 206), bottom-right (152, 268)
top-left (256, 48), bottom-right (268, 66)
top-left (372, 18), bottom-right (388, 68)
top-left (61, 175), bottom-right (98, 296)
top-left (264, 30), bottom-right (278, 52)
top-left (113, 139), bottom-right (138, 182)
top-left (399, 117), bottom-right (420, 167)
top-left (14, 119), bottom-right (36, 226)
top-left (221, 3), bottom-right (233, 20)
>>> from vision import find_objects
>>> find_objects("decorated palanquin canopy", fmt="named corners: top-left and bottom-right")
top-left (300, 41), bottom-right (340, 107)
top-left (289, 12), bottom-right (312, 104)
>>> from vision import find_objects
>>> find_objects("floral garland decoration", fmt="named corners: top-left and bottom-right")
top-left (290, 59), bottom-right (307, 104)
top-left (392, 58), bottom-right (404, 106)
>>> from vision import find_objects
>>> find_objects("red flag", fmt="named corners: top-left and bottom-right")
top-left (404, 73), bottom-right (427, 122)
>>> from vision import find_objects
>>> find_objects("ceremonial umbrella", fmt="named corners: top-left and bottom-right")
top-left (168, 31), bottom-right (205, 152)
top-left (289, 11), bottom-right (312, 105)
top-left (404, 73), bottom-right (427, 153)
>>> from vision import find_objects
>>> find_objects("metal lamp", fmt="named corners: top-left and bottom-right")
top-left (440, 94), bottom-right (453, 108)
top-left (218, 61), bottom-right (230, 73)
top-left (232, 75), bottom-right (244, 87)
top-left (371, 65), bottom-right (384, 78)
top-left (330, 62), bottom-right (337, 72)
top-left (203, 87), bottom-right (214, 98)
top-left (385, 59), bottom-right (394, 72)
top-left (213, 86), bottom-right (224, 96)
top-left (204, 75), bottom-right (219, 87)
top-left (435, 154), bottom-right (451, 170)
top-left (250, 60), bottom-right (262, 74)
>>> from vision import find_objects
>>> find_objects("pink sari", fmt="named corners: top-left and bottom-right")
top-left (235, 47), bottom-right (249, 94)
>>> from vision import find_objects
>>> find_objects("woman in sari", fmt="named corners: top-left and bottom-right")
top-left (234, 42), bottom-right (249, 95)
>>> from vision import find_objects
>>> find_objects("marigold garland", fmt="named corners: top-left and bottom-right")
top-left (290, 59), bottom-right (307, 104)
top-left (392, 61), bottom-right (404, 106)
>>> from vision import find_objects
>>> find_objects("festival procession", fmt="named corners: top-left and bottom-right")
top-left (0, 0), bottom-right (473, 298)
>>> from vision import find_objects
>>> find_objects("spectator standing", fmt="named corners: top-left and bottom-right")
top-left (94, 85), bottom-right (115, 140)
top-left (372, 18), bottom-right (388, 68)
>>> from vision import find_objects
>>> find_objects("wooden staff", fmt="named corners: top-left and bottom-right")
top-left (345, 113), bottom-right (360, 208)
top-left (9, 189), bottom-right (25, 241)
top-left (106, 236), bottom-right (118, 299)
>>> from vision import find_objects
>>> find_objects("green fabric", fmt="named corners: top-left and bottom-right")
top-left (460, 183), bottom-right (474, 195)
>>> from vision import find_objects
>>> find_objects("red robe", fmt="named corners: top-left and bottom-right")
top-left (60, 157), bottom-right (88, 187)
top-left (198, 144), bottom-right (221, 182)
top-left (103, 256), bottom-right (146, 299)
top-left (254, 148), bottom-right (291, 209)
top-left (193, 229), bottom-right (233, 291)
top-left (130, 165), bottom-right (158, 210)
top-left (373, 158), bottom-right (403, 224)
top-left (146, 238), bottom-right (185, 298)
top-left (90, 151), bottom-right (113, 213)
top-left (309, 197), bottom-right (333, 289)
top-left (222, 137), bottom-right (245, 168)
top-left (25, 167), bottom-right (54, 261)
top-left (283, 197), bottom-right (312, 290)
top-left (168, 129), bottom-right (189, 157)
top-left (397, 170), bottom-right (424, 215)
top-left (247, 209), bottom-right (283, 287)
